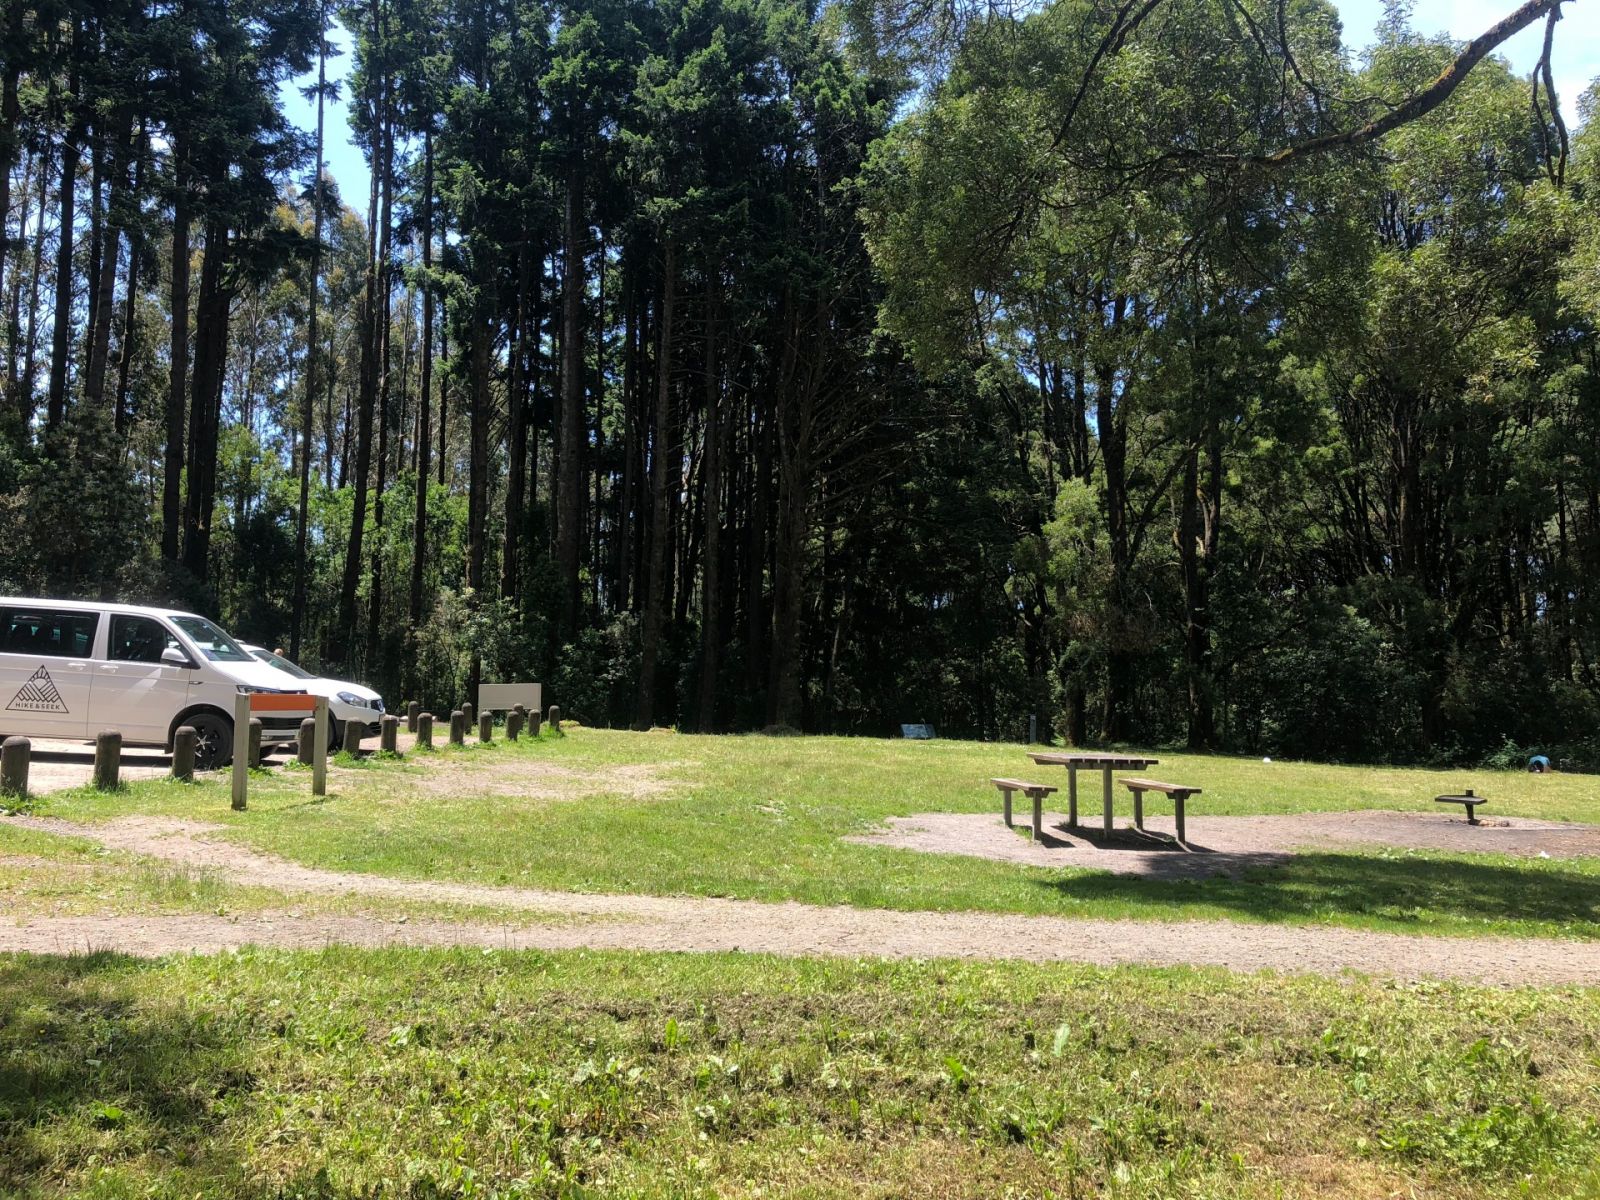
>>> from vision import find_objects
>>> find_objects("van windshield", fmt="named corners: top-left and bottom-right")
top-left (170, 615), bottom-right (254, 663)
top-left (251, 647), bottom-right (316, 680)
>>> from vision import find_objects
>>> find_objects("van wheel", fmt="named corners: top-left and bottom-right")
top-left (187, 713), bottom-right (232, 771)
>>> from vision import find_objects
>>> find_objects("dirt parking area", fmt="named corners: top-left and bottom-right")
top-left (3, 738), bottom-right (190, 795)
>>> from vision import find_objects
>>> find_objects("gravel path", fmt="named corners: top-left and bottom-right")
top-left (4, 815), bottom-right (1599, 985)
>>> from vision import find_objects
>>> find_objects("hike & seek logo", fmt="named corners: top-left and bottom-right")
top-left (7, 665), bottom-right (70, 714)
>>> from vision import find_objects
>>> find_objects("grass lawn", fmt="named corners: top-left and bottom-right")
top-left (3, 947), bottom-right (1598, 1199)
top-left (14, 729), bottom-right (1600, 940)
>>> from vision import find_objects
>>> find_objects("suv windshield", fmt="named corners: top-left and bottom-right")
top-left (251, 647), bottom-right (315, 680)
top-left (170, 615), bottom-right (253, 663)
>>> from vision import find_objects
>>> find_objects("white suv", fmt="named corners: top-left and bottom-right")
top-left (240, 644), bottom-right (384, 740)
top-left (0, 597), bottom-right (306, 770)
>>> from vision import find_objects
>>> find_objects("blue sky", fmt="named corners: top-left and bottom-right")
top-left (279, 0), bottom-right (1599, 210)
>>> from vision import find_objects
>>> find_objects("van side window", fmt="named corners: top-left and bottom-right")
top-left (0, 610), bottom-right (99, 658)
top-left (109, 615), bottom-right (181, 664)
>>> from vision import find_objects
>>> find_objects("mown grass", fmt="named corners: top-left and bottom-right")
top-left (2, 947), bottom-right (1598, 1199)
top-left (19, 729), bottom-right (1600, 940)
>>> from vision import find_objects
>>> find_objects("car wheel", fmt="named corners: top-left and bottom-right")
top-left (187, 712), bottom-right (233, 772)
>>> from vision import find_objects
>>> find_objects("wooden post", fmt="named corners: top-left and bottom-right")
top-left (548, 704), bottom-right (561, 732)
top-left (1031, 788), bottom-right (1043, 842)
top-left (0, 736), bottom-right (29, 800)
top-left (172, 726), bottom-right (197, 783)
top-left (232, 693), bottom-right (251, 810)
top-left (478, 712), bottom-right (493, 743)
top-left (248, 717), bottom-right (263, 769)
top-left (1132, 787), bottom-right (1144, 830)
top-left (1001, 785), bottom-right (1013, 827)
top-left (93, 730), bottom-right (122, 792)
top-left (380, 713), bottom-right (399, 753)
top-left (462, 700), bottom-right (475, 730)
top-left (311, 696), bottom-right (329, 796)
top-left (417, 711), bottom-right (434, 749)
top-left (343, 718), bottom-right (363, 756)
top-left (449, 710), bottom-right (465, 745)
top-left (506, 709), bottom-right (523, 741)
top-left (406, 701), bottom-right (419, 733)
top-left (1067, 768), bottom-right (1078, 827)
top-left (1101, 764), bottom-right (1114, 834)
top-left (298, 718), bottom-right (317, 766)
top-left (529, 712), bottom-right (542, 737)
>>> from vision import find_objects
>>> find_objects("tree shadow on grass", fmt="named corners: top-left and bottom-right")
top-left (1036, 852), bottom-right (1600, 933)
top-left (0, 951), bottom-right (253, 1192)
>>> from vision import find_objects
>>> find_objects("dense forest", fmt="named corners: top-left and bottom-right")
top-left (1, 0), bottom-right (1597, 762)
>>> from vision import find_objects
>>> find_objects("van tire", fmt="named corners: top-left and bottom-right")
top-left (183, 712), bottom-right (233, 772)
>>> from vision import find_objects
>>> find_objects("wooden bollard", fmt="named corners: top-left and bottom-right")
top-left (507, 710), bottom-right (523, 741)
top-left (462, 700), bottom-right (475, 730)
top-left (548, 705), bottom-right (561, 733)
top-left (93, 730), bottom-right (122, 791)
top-left (1, 735), bottom-right (29, 800)
top-left (248, 717), bottom-right (263, 768)
top-left (417, 712), bottom-right (434, 749)
top-left (530, 712), bottom-right (542, 737)
top-left (343, 718), bottom-right (364, 756)
top-left (449, 710), bottom-right (465, 745)
top-left (171, 726), bottom-right (197, 782)
top-left (298, 718), bottom-right (317, 765)
top-left (381, 714), bottom-right (399, 753)
top-left (406, 701), bottom-right (420, 733)
top-left (479, 712), bottom-right (493, 743)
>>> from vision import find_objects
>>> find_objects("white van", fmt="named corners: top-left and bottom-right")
top-left (0, 597), bottom-right (306, 771)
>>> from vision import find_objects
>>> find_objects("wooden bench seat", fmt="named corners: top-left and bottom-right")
top-left (1120, 777), bottom-right (1203, 843)
top-left (1435, 790), bottom-right (1487, 825)
top-left (991, 778), bottom-right (1058, 842)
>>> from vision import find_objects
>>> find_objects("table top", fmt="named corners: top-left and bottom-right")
top-left (1028, 752), bottom-right (1160, 768)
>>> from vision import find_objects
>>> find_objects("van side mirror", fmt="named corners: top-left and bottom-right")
top-left (161, 647), bottom-right (195, 668)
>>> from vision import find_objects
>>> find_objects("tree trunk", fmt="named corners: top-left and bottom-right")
top-left (1179, 428), bottom-right (1221, 751)
top-left (556, 166), bottom-right (586, 633)
top-left (113, 134), bottom-right (145, 435)
top-left (46, 76), bottom-right (81, 435)
top-left (0, 7), bottom-right (22, 297)
top-left (334, 95), bottom-right (384, 665)
top-left (465, 249), bottom-right (492, 601)
top-left (502, 240), bottom-right (531, 602)
top-left (162, 150), bottom-right (190, 563)
top-left (84, 110), bottom-right (132, 410)
top-left (292, 20), bottom-right (327, 660)
top-left (635, 237), bottom-right (674, 730)
top-left (180, 219), bottom-right (230, 581)
top-left (4, 144), bottom-right (36, 436)
top-left (696, 284), bottom-right (722, 731)
top-left (366, 91), bottom-right (395, 669)
top-left (1096, 341), bottom-right (1131, 743)
top-left (408, 127), bottom-right (433, 635)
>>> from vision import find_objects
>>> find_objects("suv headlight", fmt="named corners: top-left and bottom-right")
top-left (337, 691), bottom-right (364, 706)
top-left (237, 685), bottom-right (288, 695)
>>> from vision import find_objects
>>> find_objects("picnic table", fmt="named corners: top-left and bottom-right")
top-left (1027, 752), bottom-right (1161, 834)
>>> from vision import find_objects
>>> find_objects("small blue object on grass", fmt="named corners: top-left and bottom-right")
top-left (900, 723), bottom-right (935, 740)
top-left (1528, 754), bottom-right (1551, 773)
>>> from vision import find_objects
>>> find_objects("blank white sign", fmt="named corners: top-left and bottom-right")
top-left (478, 682), bottom-right (542, 713)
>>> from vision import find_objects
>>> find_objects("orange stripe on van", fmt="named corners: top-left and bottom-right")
top-left (249, 693), bottom-right (317, 713)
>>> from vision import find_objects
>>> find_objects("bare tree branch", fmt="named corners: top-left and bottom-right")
top-left (1250, 0), bottom-right (1569, 166)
